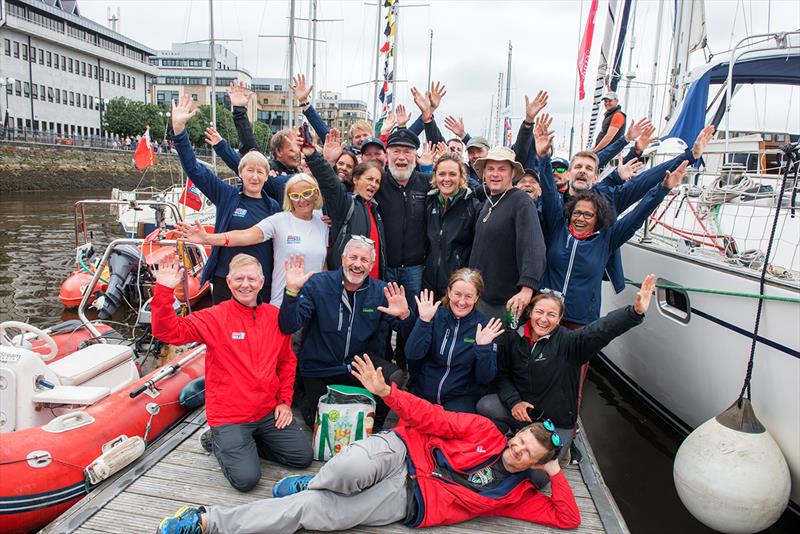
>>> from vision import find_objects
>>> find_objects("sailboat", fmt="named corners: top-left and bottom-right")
top-left (593, 1), bottom-right (800, 514)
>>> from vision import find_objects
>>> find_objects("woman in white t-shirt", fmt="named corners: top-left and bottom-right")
top-left (176, 173), bottom-right (329, 306)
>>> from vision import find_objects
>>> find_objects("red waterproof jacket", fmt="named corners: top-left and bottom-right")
top-left (385, 385), bottom-right (581, 529)
top-left (151, 284), bottom-right (296, 426)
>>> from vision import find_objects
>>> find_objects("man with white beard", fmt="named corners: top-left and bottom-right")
top-left (278, 238), bottom-right (414, 430)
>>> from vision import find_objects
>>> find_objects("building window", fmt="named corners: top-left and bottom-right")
top-left (69, 58), bottom-right (73, 73)
top-left (5, 83), bottom-right (11, 95)
top-left (4, 39), bottom-right (10, 56)
top-left (62, 89), bottom-right (67, 104)
top-left (55, 89), bottom-right (61, 104)
top-left (30, 46), bottom-right (36, 61)
top-left (13, 41), bottom-right (19, 58)
top-left (40, 85), bottom-right (45, 100)
top-left (191, 94), bottom-right (198, 101)
top-left (69, 91), bottom-right (74, 106)
top-left (132, 78), bottom-right (136, 90)
top-left (93, 65), bottom-right (98, 79)
top-left (82, 94), bottom-right (87, 108)
top-left (88, 96), bottom-right (93, 109)
top-left (61, 56), bottom-right (66, 70)
top-left (15, 80), bottom-right (22, 96)
top-left (23, 82), bottom-right (30, 97)
top-left (274, 85), bottom-right (283, 91)
top-left (47, 51), bottom-right (52, 66)
top-left (39, 48), bottom-right (44, 65)
top-left (21, 44), bottom-right (28, 61)
top-left (263, 98), bottom-right (269, 104)
top-left (31, 83), bottom-right (38, 100)
top-left (105, 68), bottom-right (109, 81)
top-left (48, 87), bottom-right (54, 103)
top-left (81, 62), bottom-right (87, 77)
top-left (188, 59), bottom-right (203, 67)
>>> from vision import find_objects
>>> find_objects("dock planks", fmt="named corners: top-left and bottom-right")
top-left (42, 409), bottom-right (626, 534)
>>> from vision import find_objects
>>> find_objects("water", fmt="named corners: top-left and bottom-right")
top-left (1, 188), bottom-right (798, 533)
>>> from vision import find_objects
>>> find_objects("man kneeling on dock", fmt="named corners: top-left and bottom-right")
top-left (156, 355), bottom-right (581, 534)
top-left (151, 253), bottom-right (312, 492)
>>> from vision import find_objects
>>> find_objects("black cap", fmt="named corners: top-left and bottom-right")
top-left (386, 129), bottom-right (420, 150)
top-left (361, 136), bottom-right (385, 152)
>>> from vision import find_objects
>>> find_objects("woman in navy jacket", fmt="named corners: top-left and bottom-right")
top-left (171, 95), bottom-right (280, 303)
top-left (405, 269), bottom-right (504, 413)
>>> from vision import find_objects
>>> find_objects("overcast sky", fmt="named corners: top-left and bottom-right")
top-left (78, 0), bottom-right (800, 149)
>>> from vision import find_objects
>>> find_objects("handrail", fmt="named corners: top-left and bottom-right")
top-left (73, 199), bottom-right (184, 248)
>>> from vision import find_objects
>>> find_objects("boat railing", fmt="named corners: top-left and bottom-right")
top-left (73, 199), bottom-right (184, 248)
top-left (77, 238), bottom-right (209, 339)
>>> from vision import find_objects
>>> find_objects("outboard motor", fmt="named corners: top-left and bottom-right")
top-left (98, 245), bottom-right (146, 319)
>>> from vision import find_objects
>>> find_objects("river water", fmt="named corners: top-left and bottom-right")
top-left (0, 188), bottom-right (798, 533)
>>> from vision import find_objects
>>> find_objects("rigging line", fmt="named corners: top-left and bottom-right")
top-left (184, 0), bottom-right (194, 44)
top-left (255, 0), bottom-right (269, 71)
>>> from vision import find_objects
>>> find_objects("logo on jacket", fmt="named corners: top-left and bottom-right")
top-left (361, 307), bottom-right (374, 313)
top-left (534, 353), bottom-right (547, 362)
top-left (233, 208), bottom-right (247, 217)
top-left (287, 234), bottom-right (301, 244)
top-left (463, 337), bottom-right (475, 344)
top-left (231, 332), bottom-right (245, 340)
top-left (468, 466), bottom-right (494, 486)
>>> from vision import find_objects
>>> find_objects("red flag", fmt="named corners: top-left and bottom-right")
top-left (178, 179), bottom-right (203, 211)
top-left (133, 128), bottom-right (156, 170)
top-left (577, 0), bottom-right (600, 101)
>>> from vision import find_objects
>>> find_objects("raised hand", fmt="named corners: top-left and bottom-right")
top-left (617, 157), bottom-right (645, 181)
top-left (174, 221), bottom-right (210, 244)
top-left (395, 104), bottom-right (410, 127)
top-left (292, 73), bottom-right (313, 103)
top-left (418, 141), bottom-right (434, 167)
top-left (296, 132), bottom-right (316, 157)
top-left (171, 94), bottom-right (198, 135)
top-left (156, 253), bottom-right (185, 288)
top-left (525, 90), bottom-right (549, 123)
top-left (636, 123), bottom-right (658, 153)
top-left (204, 127), bottom-right (223, 146)
top-left (414, 289), bottom-right (441, 322)
top-left (377, 282), bottom-right (410, 319)
top-left (692, 124), bottom-right (716, 159)
top-left (226, 80), bottom-right (253, 108)
top-left (410, 86), bottom-right (432, 117)
top-left (534, 113), bottom-right (555, 157)
top-left (323, 128), bottom-right (343, 164)
top-left (663, 160), bottom-right (689, 189)
top-left (350, 354), bottom-right (391, 398)
top-left (625, 117), bottom-right (652, 142)
top-left (428, 81), bottom-right (447, 113)
top-left (511, 401), bottom-right (535, 423)
top-left (444, 116), bottom-right (466, 139)
top-left (380, 113), bottom-right (397, 135)
top-left (476, 318), bottom-right (505, 345)
top-left (284, 255), bottom-right (315, 293)
top-left (432, 141), bottom-right (448, 161)
top-left (634, 274), bottom-right (657, 315)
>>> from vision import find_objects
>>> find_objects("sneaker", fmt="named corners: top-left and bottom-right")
top-left (198, 427), bottom-right (212, 453)
top-left (157, 506), bottom-right (205, 534)
top-left (273, 475), bottom-right (314, 498)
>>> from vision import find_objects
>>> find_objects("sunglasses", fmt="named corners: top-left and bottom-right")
top-left (287, 187), bottom-right (318, 201)
top-left (350, 235), bottom-right (375, 245)
top-left (539, 288), bottom-right (564, 300)
top-left (542, 419), bottom-right (562, 449)
top-left (552, 164), bottom-right (568, 173)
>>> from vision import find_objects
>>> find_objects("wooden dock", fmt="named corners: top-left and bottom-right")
top-left (42, 409), bottom-right (627, 534)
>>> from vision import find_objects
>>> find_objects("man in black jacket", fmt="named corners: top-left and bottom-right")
top-left (591, 91), bottom-right (627, 152)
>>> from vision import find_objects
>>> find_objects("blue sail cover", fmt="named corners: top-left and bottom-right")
top-left (666, 54), bottom-right (800, 146)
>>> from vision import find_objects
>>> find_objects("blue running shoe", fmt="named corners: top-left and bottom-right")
top-left (157, 505), bottom-right (205, 534)
top-left (273, 475), bottom-right (314, 497)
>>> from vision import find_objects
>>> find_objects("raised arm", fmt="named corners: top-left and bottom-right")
top-left (151, 253), bottom-right (213, 345)
top-left (531, 114), bottom-right (566, 238)
top-left (512, 91), bottom-right (548, 163)
top-left (278, 255), bottom-right (317, 334)
top-left (174, 220), bottom-right (265, 248)
top-left (206, 127), bottom-right (242, 173)
top-left (305, 130), bottom-right (351, 222)
top-left (404, 290), bottom-right (441, 361)
top-left (293, 74), bottom-right (331, 142)
top-left (227, 81), bottom-right (258, 155)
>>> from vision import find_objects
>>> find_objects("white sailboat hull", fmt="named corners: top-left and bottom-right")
top-left (599, 241), bottom-right (800, 510)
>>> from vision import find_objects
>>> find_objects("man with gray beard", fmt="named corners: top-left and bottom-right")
top-left (278, 237), bottom-right (414, 429)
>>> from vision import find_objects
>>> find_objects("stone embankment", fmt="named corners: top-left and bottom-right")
top-left (0, 141), bottom-right (234, 193)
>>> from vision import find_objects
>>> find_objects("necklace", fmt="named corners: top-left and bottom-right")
top-left (482, 188), bottom-right (511, 223)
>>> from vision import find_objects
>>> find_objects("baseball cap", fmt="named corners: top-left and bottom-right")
top-left (465, 136), bottom-right (490, 150)
top-left (360, 136), bottom-right (385, 152)
top-left (601, 91), bottom-right (619, 101)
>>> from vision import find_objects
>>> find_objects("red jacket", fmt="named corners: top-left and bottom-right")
top-left (151, 284), bottom-right (296, 426)
top-left (385, 385), bottom-right (581, 529)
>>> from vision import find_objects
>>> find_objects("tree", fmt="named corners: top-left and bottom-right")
top-left (103, 97), bottom-right (169, 141)
top-left (184, 104), bottom-right (239, 149)
top-left (253, 121), bottom-right (272, 153)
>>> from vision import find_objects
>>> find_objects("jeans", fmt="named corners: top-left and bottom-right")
top-left (378, 264), bottom-right (424, 362)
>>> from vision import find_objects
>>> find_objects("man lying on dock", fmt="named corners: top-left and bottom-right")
top-left (157, 355), bottom-right (581, 534)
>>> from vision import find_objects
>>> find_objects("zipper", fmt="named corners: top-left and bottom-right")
top-left (436, 319), bottom-right (460, 405)
top-left (342, 290), bottom-right (355, 365)
top-left (439, 328), bottom-right (450, 355)
top-left (337, 303), bottom-right (343, 331)
top-left (561, 235), bottom-right (579, 296)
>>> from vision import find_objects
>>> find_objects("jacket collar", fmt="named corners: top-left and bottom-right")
top-left (523, 321), bottom-right (554, 347)
top-left (604, 104), bottom-right (622, 117)
top-left (336, 268), bottom-right (373, 292)
top-left (229, 293), bottom-right (262, 313)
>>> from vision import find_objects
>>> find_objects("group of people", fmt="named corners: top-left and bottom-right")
top-left (154, 77), bottom-right (715, 534)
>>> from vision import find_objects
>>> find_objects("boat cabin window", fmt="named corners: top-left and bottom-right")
top-left (655, 278), bottom-right (691, 325)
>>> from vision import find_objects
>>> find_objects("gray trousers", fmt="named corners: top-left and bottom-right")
top-left (206, 431), bottom-right (409, 534)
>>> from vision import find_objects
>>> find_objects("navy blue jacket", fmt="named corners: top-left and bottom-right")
top-left (535, 152), bottom-right (670, 325)
top-left (405, 307), bottom-right (497, 405)
top-left (172, 130), bottom-right (280, 284)
top-left (278, 269), bottom-right (415, 377)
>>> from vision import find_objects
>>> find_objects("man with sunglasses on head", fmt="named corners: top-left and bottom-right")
top-left (157, 355), bottom-right (580, 534)
top-left (278, 237), bottom-right (414, 430)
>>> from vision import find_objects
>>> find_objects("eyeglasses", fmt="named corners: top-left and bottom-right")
top-left (571, 210), bottom-right (596, 220)
top-left (552, 164), bottom-right (568, 173)
top-left (287, 187), bottom-right (318, 201)
top-left (538, 288), bottom-right (564, 300)
top-left (542, 419), bottom-right (562, 449)
top-left (349, 235), bottom-right (375, 245)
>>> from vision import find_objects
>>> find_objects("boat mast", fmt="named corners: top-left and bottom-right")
top-left (209, 0), bottom-right (216, 167)
top-left (390, 0), bottom-right (399, 112)
top-left (371, 3), bottom-right (381, 123)
top-left (426, 29), bottom-right (433, 92)
top-left (647, 0), bottom-right (665, 121)
top-left (586, 0), bottom-right (619, 147)
top-left (287, 0), bottom-right (297, 129)
top-left (494, 72), bottom-right (503, 146)
top-left (569, 0), bottom-right (586, 158)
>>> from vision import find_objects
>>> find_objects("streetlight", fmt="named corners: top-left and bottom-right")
top-left (0, 77), bottom-right (16, 138)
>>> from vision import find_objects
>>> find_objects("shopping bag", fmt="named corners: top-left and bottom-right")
top-left (312, 385), bottom-right (376, 461)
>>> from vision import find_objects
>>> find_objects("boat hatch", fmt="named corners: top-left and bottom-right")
top-left (656, 278), bottom-right (691, 324)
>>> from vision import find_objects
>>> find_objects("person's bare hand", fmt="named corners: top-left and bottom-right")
top-left (292, 73), bottom-right (313, 103)
top-left (511, 401), bottom-right (535, 423)
top-left (274, 404), bottom-right (293, 429)
top-left (226, 80), bottom-right (253, 108)
top-left (534, 113), bottom-right (555, 157)
top-left (432, 141), bottom-right (448, 162)
top-left (284, 255), bottom-right (315, 293)
top-left (395, 104), bottom-right (410, 127)
top-left (476, 318), bottom-right (504, 346)
top-left (350, 355), bottom-right (392, 398)
top-left (174, 221), bottom-right (209, 244)
top-left (377, 282), bottom-right (410, 319)
top-left (692, 124), bottom-right (716, 159)
top-left (634, 274), bottom-right (657, 315)
top-left (323, 128), bottom-right (344, 164)
top-left (171, 95), bottom-right (198, 135)
top-left (444, 116), bottom-right (466, 139)
top-left (380, 113), bottom-right (397, 135)
top-left (204, 127), bottom-right (223, 146)
top-left (663, 160), bottom-right (689, 189)
top-left (525, 90), bottom-right (549, 123)
top-left (506, 287), bottom-right (533, 321)
top-left (428, 81), bottom-right (447, 112)
top-left (617, 157), bottom-right (645, 181)
top-left (414, 289), bottom-right (441, 322)
top-left (411, 86), bottom-right (432, 117)
top-left (418, 141), bottom-right (434, 167)
top-left (156, 253), bottom-right (185, 288)
top-left (531, 458), bottom-right (562, 477)
top-left (636, 124), bottom-right (658, 153)
top-left (625, 117), bottom-right (652, 142)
